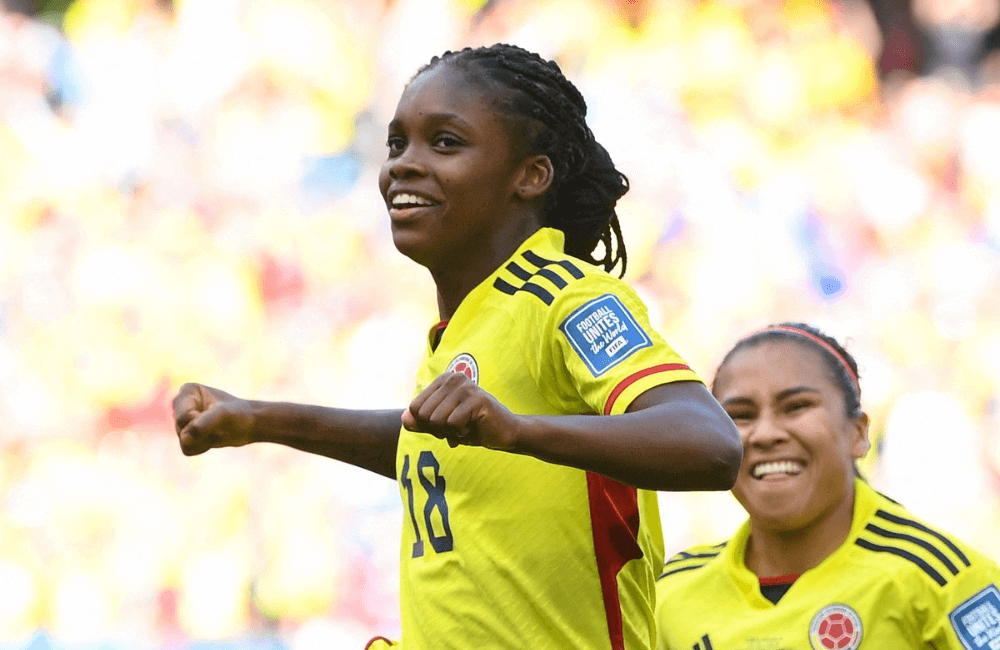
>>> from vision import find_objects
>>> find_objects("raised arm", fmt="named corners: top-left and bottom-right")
top-left (402, 374), bottom-right (742, 491)
top-left (172, 383), bottom-right (402, 479)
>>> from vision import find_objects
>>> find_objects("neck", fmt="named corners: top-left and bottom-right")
top-left (431, 216), bottom-right (542, 319)
top-left (744, 482), bottom-right (856, 578)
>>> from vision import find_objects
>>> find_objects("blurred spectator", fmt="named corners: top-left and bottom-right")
top-left (863, 0), bottom-right (1000, 81)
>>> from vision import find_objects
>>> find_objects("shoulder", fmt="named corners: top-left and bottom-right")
top-left (489, 243), bottom-right (597, 310)
top-left (489, 229), bottom-right (643, 309)
top-left (656, 541), bottom-right (729, 588)
top-left (853, 487), bottom-right (1000, 644)
top-left (489, 241), bottom-right (651, 335)
top-left (851, 487), bottom-right (994, 592)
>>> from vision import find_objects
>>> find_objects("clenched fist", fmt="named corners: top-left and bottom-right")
top-left (402, 372), bottom-right (524, 451)
top-left (172, 383), bottom-right (255, 456)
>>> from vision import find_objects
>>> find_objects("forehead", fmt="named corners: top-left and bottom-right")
top-left (393, 63), bottom-right (506, 131)
top-left (714, 340), bottom-right (834, 398)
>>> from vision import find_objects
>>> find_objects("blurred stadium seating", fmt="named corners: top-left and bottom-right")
top-left (1, 0), bottom-right (998, 646)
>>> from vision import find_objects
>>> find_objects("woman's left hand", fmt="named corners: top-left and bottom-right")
top-left (401, 372), bottom-right (523, 451)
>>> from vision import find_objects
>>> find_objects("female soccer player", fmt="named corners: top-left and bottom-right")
top-left (655, 323), bottom-right (1000, 650)
top-left (172, 44), bottom-right (742, 650)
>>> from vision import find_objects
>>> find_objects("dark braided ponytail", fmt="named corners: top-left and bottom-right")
top-left (415, 44), bottom-right (630, 277)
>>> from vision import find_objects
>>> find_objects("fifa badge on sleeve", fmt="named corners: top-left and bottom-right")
top-left (950, 585), bottom-right (1000, 650)
top-left (560, 294), bottom-right (651, 376)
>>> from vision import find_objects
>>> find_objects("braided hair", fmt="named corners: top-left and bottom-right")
top-left (713, 322), bottom-right (862, 419)
top-left (414, 44), bottom-right (630, 277)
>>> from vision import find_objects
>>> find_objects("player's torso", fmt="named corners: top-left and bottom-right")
top-left (657, 484), bottom-right (992, 650)
top-left (392, 227), bottom-right (696, 649)
top-left (657, 558), bottom-right (922, 650)
top-left (396, 286), bottom-right (629, 649)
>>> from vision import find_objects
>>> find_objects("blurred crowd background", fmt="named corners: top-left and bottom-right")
top-left (2, 0), bottom-right (999, 646)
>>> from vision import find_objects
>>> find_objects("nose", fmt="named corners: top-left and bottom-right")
top-left (386, 145), bottom-right (428, 181)
top-left (744, 410), bottom-right (791, 450)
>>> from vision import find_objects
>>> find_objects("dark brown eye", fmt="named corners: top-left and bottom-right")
top-left (387, 137), bottom-right (405, 154)
top-left (786, 400), bottom-right (812, 413)
top-left (434, 134), bottom-right (462, 148)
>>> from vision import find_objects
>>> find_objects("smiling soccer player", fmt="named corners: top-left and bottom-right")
top-left (172, 44), bottom-right (743, 650)
top-left (655, 323), bottom-right (1000, 650)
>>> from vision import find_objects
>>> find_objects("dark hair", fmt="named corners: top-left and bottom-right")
top-left (713, 322), bottom-right (862, 419)
top-left (415, 44), bottom-right (629, 277)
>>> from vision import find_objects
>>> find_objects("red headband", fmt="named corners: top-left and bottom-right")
top-left (763, 325), bottom-right (859, 392)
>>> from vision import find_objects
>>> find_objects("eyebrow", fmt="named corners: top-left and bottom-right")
top-left (721, 386), bottom-right (820, 408)
top-left (387, 112), bottom-right (472, 131)
top-left (775, 386), bottom-right (820, 400)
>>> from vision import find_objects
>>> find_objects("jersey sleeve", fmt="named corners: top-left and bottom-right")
top-left (535, 273), bottom-right (702, 416)
top-left (924, 551), bottom-right (1000, 650)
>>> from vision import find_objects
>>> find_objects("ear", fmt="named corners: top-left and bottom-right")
top-left (850, 411), bottom-right (871, 461)
top-left (512, 154), bottom-right (554, 201)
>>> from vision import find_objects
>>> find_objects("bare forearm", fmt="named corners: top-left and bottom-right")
top-left (512, 385), bottom-right (742, 491)
top-left (250, 401), bottom-right (403, 479)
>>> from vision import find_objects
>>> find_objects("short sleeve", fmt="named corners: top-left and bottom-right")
top-left (538, 274), bottom-right (702, 416)
top-left (925, 557), bottom-right (1000, 649)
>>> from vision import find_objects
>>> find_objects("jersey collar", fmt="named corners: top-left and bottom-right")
top-left (423, 227), bottom-right (567, 351)
top-left (723, 478), bottom-right (877, 607)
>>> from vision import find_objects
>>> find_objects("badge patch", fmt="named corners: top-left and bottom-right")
top-left (951, 585), bottom-right (1000, 650)
top-left (810, 604), bottom-right (862, 650)
top-left (560, 294), bottom-right (651, 376)
top-left (447, 353), bottom-right (478, 384)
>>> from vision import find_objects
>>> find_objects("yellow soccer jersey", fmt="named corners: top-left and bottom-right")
top-left (394, 227), bottom-right (702, 650)
top-left (655, 479), bottom-right (1000, 650)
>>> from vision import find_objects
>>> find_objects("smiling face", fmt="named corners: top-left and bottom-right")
top-left (378, 63), bottom-right (542, 275)
top-left (713, 340), bottom-right (869, 535)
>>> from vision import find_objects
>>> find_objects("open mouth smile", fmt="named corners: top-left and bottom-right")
top-left (752, 460), bottom-right (804, 479)
top-left (387, 192), bottom-right (442, 220)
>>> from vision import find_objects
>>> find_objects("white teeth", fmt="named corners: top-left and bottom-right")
top-left (753, 461), bottom-right (803, 478)
top-left (391, 193), bottom-right (434, 207)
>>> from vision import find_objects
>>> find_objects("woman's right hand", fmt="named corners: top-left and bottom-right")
top-left (171, 383), bottom-right (256, 456)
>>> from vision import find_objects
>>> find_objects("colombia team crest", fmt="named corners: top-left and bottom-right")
top-left (809, 604), bottom-right (863, 650)
top-left (447, 353), bottom-right (478, 384)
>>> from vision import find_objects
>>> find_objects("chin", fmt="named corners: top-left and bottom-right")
top-left (754, 511), bottom-right (814, 534)
top-left (390, 229), bottom-right (434, 267)
top-left (741, 493), bottom-right (809, 529)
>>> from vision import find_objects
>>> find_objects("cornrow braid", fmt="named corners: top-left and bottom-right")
top-left (415, 44), bottom-right (630, 277)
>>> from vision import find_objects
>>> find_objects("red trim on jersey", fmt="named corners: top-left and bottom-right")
top-left (429, 319), bottom-right (450, 350)
top-left (758, 573), bottom-right (800, 586)
top-left (603, 364), bottom-right (692, 415)
top-left (364, 636), bottom-right (396, 649)
top-left (587, 472), bottom-right (644, 650)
